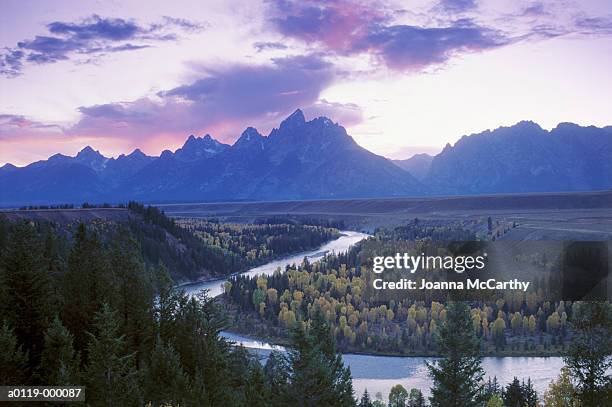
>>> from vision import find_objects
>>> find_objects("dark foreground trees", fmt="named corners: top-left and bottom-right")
top-left (427, 301), bottom-right (485, 407)
top-left (0, 219), bottom-right (357, 406)
top-left (285, 310), bottom-right (355, 406)
top-left (0, 220), bottom-right (256, 405)
top-left (563, 301), bottom-right (612, 407)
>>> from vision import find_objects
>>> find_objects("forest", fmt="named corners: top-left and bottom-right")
top-left (4, 203), bottom-right (338, 282)
top-left (176, 217), bottom-right (339, 266)
top-left (128, 202), bottom-right (338, 280)
top-left (0, 210), bottom-right (609, 406)
top-left (225, 228), bottom-right (576, 356)
top-left (0, 215), bottom-right (356, 406)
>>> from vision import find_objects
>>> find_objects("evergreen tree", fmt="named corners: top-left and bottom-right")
top-left (427, 301), bottom-right (484, 407)
top-left (1, 222), bottom-right (52, 365)
top-left (522, 378), bottom-right (538, 407)
top-left (264, 350), bottom-right (289, 406)
top-left (245, 361), bottom-right (269, 407)
top-left (62, 224), bottom-right (111, 352)
top-left (482, 376), bottom-right (502, 401)
top-left (108, 228), bottom-right (155, 368)
top-left (40, 316), bottom-right (80, 385)
top-left (359, 389), bottom-right (373, 407)
top-left (0, 322), bottom-right (29, 384)
top-left (310, 309), bottom-right (355, 407)
top-left (168, 290), bottom-right (237, 406)
top-left (389, 384), bottom-right (409, 407)
top-left (286, 323), bottom-right (335, 405)
top-left (563, 301), bottom-right (612, 407)
top-left (142, 339), bottom-right (190, 406)
top-left (85, 304), bottom-right (140, 406)
top-left (226, 345), bottom-right (251, 405)
top-left (286, 310), bottom-right (355, 406)
top-left (42, 227), bottom-right (66, 311)
top-left (502, 377), bottom-right (525, 407)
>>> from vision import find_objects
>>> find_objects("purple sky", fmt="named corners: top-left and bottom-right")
top-left (1, 0), bottom-right (611, 166)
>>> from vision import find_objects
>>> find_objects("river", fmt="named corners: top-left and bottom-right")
top-left (180, 230), bottom-right (369, 298)
top-left (180, 230), bottom-right (563, 401)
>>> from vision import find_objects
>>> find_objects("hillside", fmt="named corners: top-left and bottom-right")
top-left (0, 203), bottom-right (339, 282)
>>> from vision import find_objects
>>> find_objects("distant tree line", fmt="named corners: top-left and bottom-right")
top-left (10, 202), bottom-right (340, 282)
top-left (178, 217), bottom-right (339, 265)
top-left (19, 203), bottom-right (77, 210)
top-left (254, 215), bottom-right (346, 229)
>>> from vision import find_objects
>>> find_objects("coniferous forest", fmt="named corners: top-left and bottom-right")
top-left (0, 206), bottom-right (610, 406)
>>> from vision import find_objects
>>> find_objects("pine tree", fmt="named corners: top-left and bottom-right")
top-left (245, 362), bottom-right (269, 407)
top-left (264, 350), bottom-right (289, 406)
top-left (427, 301), bottom-right (484, 407)
top-left (482, 376), bottom-right (502, 401)
top-left (42, 227), bottom-right (66, 311)
top-left (40, 316), bottom-right (80, 385)
top-left (85, 303), bottom-right (140, 406)
top-left (1, 222), bottom-right (52, 365)
top-left (522, 378), bottom-right (538, 407)
top-left (226, 345), bottom-right (252, 406)
top-left (62, 224), bottom-right (111, 352)
top-left (287, 310), bottom-right (356, 406)
top-left (0, 322), bottom-right (29, 384)
top-left (502, 377), bottom-right (525, 407)
top-left (359, 389), bottom-right (373, 407)
top-left (287, 323), bottom-right (334, 405)
top-left (109, 228), bottom-right (155, 368)
top-left (563, 301), bottom-right (612, 407)
top-left (142, 339), bottom-right (190, 406)
top-left (310, 309), bottom-right (355, 407)
top-left (168, 291), bottom-right (236, 406)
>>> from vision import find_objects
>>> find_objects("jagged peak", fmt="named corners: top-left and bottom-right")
top-left (238, 127), bottom-right (262, 141)
top-left (182, 135), bottom-right (198, 148)
top-left (76, 146), bottom-right (104, 159)
top-left (234, 127), bottom-right (265, 151)
top-left (279, 109), bottom-right (306, 129)
top-left (182, 133), bottom-right (222, 149)
top-left (312, 116), bottom-right (334, 125)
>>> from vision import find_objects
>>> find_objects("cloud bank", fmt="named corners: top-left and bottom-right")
top-left (0, 14), bottom-right (204, 77)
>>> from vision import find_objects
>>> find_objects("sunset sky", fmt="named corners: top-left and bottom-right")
top-left (1, 0), bottom-right (611, 166)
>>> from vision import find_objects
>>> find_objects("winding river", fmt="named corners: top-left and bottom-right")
top-left (180, 231), bottom-right (564, 400)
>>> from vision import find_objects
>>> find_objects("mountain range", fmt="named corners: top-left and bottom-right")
top-left (1, 110), bottom-right (611, 205)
